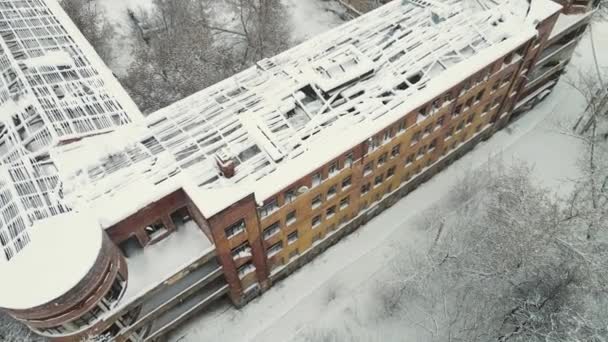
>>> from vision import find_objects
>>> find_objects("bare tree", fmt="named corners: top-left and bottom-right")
top-left (60, 0), bottom-right (114, 63)
top-left (120, 0), bottom-right (235, 113)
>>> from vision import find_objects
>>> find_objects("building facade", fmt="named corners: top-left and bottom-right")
top-left (0, 0), bottom-right (595, 341)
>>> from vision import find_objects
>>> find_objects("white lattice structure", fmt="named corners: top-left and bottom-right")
top-left (0, 0), bottom-right (143, 261)
top-left (53, 0), bottom-right (557, 225)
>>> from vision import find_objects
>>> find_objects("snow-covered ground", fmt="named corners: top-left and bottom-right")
top-left (96, 0), bottom-right (155, 75)
top-left (96, 0), bottom-right (347, 75)
top-left (281, 0), bottom-right (349, 43)
top-left (166, 20), bottom-right (608, 342)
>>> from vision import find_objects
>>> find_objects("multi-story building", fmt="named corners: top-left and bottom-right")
top-left (0, 0), bottom-right (595, 341)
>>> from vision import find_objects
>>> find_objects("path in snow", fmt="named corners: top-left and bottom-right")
top-left (167, 21), bottom-right (608, 342)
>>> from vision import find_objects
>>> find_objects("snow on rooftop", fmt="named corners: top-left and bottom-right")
top-left (115, 220), bottom-right (214, 309)
top-left (0, 211), bottom-right (103, 310)
top-left (549, 11), bottom-right (592, 41)
top-left (53, 0), bottom-right (555, 222)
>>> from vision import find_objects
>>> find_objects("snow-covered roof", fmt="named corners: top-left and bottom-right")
top-left (0, 211), bottom-right (103, 310)
top-left (114, 219), bottom-right (214, 311)
top-left (0, 0), bottom-right (145, 261)
top-left (53, 0), bottom-right (556, 221)
top-left (549, 11), bottom-right (592, 41)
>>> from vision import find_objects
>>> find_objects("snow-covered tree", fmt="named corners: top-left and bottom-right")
top-left (60, 0), bottom-right (115, 63)
top-left (0, 313), bottom-right (43, 342)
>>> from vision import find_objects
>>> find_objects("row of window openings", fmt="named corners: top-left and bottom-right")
top-left (119, 207), bottom-right (192, 257)
top-left (417, 52), bottom-right (519, 119)
top-left (259, 154), bottom-right (356, 218)
top-left (33, 273), bottom-right (126, 336)
top-left (256, 62), bottom-right (518, 222)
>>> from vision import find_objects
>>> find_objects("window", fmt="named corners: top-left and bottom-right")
top-left (467, 113), bottom-right (475, 124)
top-left (370, 136), bottom-right (380, 150)
top-left (144, 220), bottom-right (168, 241)
top-left (287, 231), bottom-right (298, 244)
top-left (398, 120), bottom-right (406, 132)
top-left (432, 98), bottom-right (441, 109)
top-left (444, 92), bottom-right (453, 103)
top-left (170, 207), bottom-right (192, 226)
top-left (402, 172), bottom-right (411, 183)
top-left (119, 236), bottom-right (141, 258)
top-left (326, 206), bottom-right (336, 218)
top-left (503, 53), bottom-right (513, 64)
top-left (453, 104), bottom-right (463, 116)
top-left (483, 103), bottom-right (491, 114)
top-left (225, 219), bottom-right (246, 239)
top-left (344, 153), bottom-right (353, 167)
top-left (424, 124), bottom-right (433, 135)
top-left (436, 115), bottom-right (445, 128)
top-left (238, 262), bottom-right (256, 278)
top-left (387, 166), bottom-right (396, 178)
top-left (411, 131), bottom-right (421, 144)
top-left (263, 221), bottom-right (280, 239)
top-left (391, 144), bottom-right (401, 157)
top-left (417, 145), bottom-right (427, 157)
top-left (104, 277), bottom-right (125, 305)
top-left (492, 81), bottom-right (500, 92)
top-left (361, 183), bottom-right (371, 194)
top-left (342, 175), bottom-right (352, 189)
top-left (457, 121), bottom-right (465, 131)
top-left (286, 210), bottom-right (297, 226)
top-left (311, 194), bottom-right (322, 209)
top-left (378, 153), bottom-right (388, 165)
top-left (340, 196), bottom-right (350, 209)
top-left (259, 198), bottom-right (278, 218)
top-left (285, 188), bottom-right (296, 204)
top-left (503, 72), bottom-right (513, 85)
top-left (312, 172), bottom-right (322, 186)
top-left (429, 138), bottom-right (437, 150)
top-left (374, 175), bottom-right (384, 187)
top-left (406, 154), bottom-right (414, 165)
top-left (268, 241), bottom-right (283, 257)
top-left (383, 130), bottom-right (391, 141)
top-left (232, 243), bottom-right (252, 259)
top-left (364, 162), bottom-right (373, 176)
top-left (475, 90), bottom-right (484, 102)
top-left (312, 215), bottom-right (322, 228)
top-left (476, 124), bottom-right (483, 132)
top-left (445, 127), bottom-right (454, 140)
top-left (328, 162), bottom-right (338, 176)
top-left (327, 184), bottom-right (337, 198)
top-left (419, 107), bottom-right (427, 117)
top-left (465, 97), bottom-right (473, 108)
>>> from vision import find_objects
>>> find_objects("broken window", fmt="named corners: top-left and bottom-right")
top-left (144, 220), bottom-right (168, 241)
top-left (225, 219), bottom-right (246, 239)
top-left (170, 207), bottom-right (191, 227)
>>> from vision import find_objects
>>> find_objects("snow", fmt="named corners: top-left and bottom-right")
top-left (0, 211), bottom-right (103, 310)
top-left (116, 220), bottom-right (214, 309)
top-left (58, 0), bottom-right (545, 226)
top-left (96, 0), bottom-right (157, 75)
top-left (184, 184), bottom-right (252, 218)
top-left (166, 18), bottom-right (608, 342)
top-left (23, 50), bottom-right (73, 69)
top-left (549, 11), bottom-right (593, 41)
top-left (281, 0), bottom-right (348, 44)
top-left (526, 0), bottom-right (562, 23)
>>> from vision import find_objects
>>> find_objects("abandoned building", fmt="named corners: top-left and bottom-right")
top-left (0, 0), bottom-right (595, 341)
